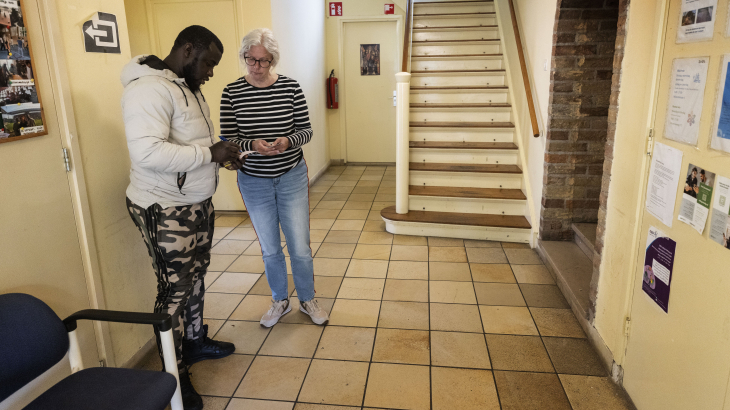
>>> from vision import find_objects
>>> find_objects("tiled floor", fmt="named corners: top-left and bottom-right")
top-left (140, 165), bottom-right (635, 410)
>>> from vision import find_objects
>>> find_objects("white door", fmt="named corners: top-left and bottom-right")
top-left (343, 20), bottom-right (398, 163)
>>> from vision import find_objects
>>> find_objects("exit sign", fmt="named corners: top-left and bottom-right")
top-left (384, 4), bottom-right (395, 14)
top-left (329, 2), bottom-right (342, 16)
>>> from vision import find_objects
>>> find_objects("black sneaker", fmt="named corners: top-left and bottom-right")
top-left (179, 368), bottom-right (203, 410)
top-left (182, 324), bottom-right (236, 366)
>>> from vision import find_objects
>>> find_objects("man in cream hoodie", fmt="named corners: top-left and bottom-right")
top-left (121, 26), bottom-right (240, 410)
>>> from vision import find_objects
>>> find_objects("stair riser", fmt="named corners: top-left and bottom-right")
top-left (410, 170), bottom-right (522, 189)
top-left (411, 59), bottom-right (503, 71)
top-left (409, 110), bottom-right (511, 123)
top-left (410, 128), bottom-right (514, 143)
top-left (412, 44), bottom-right (501, 55)
top-left (410, 148), bottom-right (518, 164)
top-left (413, 30), bottom-right (498, 42)
top-left (410, 91), bottom-right (508, 104)
top-left (409, 196), bottom-right (526, 215)
top-left (411, 74), bottom-right (505, 87)
top-left (415, 4), bottom-right (495, 14)
top-left (384, 220), bottom-right (531, 242)
top-left (414, 17), bottom-right (498, 28)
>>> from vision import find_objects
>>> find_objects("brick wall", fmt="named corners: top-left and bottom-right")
top-left (540, 0), bottom-right (620, 241)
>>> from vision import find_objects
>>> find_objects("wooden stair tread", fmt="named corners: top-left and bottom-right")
top-left (413, 25), bottom-right (498, 30)
top-left (410, 162), bottom-right (522, 174)
top-left (414, 12), bottom-right (496, 16)
top-left (410, 121), bottom-right (514, 128)
top-left (410, 185), bottom-right (526, 200)
top-left (381, 206), bottom-right (531, 229)
top-left (411, 69), bottom-right (505, 73)
top-left (410, 86), bottom-right (508, 90)
top-left (411, 53), bottom-right (502, 58)
top-left (410, 103), bottom-right (510, 108)
top-left (409, 141), bottom-right (517, 150)
top-left (413, 39), bottom-right (500, 43)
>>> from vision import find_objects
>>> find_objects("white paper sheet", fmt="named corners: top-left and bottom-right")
top-left (709, 176), bottom-right (730, 249)
top-left (677, 0), bottom-right (717, 43)
top-left (665, 57), bottom-right (709, 146)
top-left (646, 142), bottom-right (684, 227)
top-left (710, 54), bottom-right (730, 154)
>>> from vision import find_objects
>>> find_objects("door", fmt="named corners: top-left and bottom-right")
top-left (343, 21), bottom-right (398, 163)
top-left (0, 0), bottom-right (97, 377)
top-left (622, 1), bottom-right (730, 408)
top-left (147, 0), bottom-right (244, 210)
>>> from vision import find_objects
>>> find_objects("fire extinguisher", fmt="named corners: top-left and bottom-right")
top-left (327, 69), bottom-right (338, 109)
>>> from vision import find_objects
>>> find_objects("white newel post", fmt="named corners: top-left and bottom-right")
top-left (395, 72), bottom-right (411, 214)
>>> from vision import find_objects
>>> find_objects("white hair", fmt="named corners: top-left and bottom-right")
top-left (239, 28), bottom-right (280, 69)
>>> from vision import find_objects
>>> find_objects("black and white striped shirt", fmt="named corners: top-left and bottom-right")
top-left (220, 75), bottom-right (312, 178)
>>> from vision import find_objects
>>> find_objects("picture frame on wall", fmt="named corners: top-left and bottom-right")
top-left (0, 0), bottom-right (47, 144)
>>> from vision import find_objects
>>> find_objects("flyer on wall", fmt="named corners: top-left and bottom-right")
top-left (709, 175), bottom-right (730, 250)
top-left (678, 163), bottom-right (715, 234)
top-left (677, 0), bottom-right (717, 43)
top-left (643, 226), bottom-right (676, 313)
top-left (664, 57), bottom-right (709, 146)
top-left (710, 54), bottom-right (730, 154)
top-left (646, 142), bottom-right (684, 227)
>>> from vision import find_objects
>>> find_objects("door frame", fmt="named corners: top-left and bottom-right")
top-left (337, 16), bottom-right (403, 163)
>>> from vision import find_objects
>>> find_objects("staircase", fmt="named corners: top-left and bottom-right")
top-left (381, 0), bottom-right (532, 243)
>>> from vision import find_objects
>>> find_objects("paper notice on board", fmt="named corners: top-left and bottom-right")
top-left (646, 142), bottom-right (684, 227)
top-left (665, 58), bottom-right (709, 146)
top-left (643, 226), bottom-right (676, 313)
top-left (677, 0), bottom-right (717, 43)
top-left (709, 176), bottom-right (730, 249)
top-left (710, 54), bottom-right (730, 154)
top-left (678, 163), bottom-right (715, 233)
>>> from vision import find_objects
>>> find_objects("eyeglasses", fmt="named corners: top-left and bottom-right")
top-left (243, 56), bottom-right (272, 68)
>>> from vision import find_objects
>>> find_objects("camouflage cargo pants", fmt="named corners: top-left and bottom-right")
top-left (126, 197), bottom-right (214, 374)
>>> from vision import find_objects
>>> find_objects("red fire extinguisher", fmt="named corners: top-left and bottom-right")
top-left (327, 69), bottom-right (338, 109)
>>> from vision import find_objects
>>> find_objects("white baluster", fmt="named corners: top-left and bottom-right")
top-left (395, 72), bottom-right (411, 214)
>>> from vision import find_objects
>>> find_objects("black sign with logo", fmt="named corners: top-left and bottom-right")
top-left (82, 12), bottom-right (120, 54)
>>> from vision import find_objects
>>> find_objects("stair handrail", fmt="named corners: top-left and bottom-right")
top-left (402, 0), bottom-right (413, 72)
top-left (507, 0), bottom-right (540, 138)
top-left (395, 0), bottom-right (414, 215)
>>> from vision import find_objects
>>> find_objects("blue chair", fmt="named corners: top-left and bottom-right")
top-left (0, 293), bottom-right (184, 410)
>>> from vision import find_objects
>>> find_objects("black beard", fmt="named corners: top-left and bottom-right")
top-left (182, 57), bottom-right (200, 92)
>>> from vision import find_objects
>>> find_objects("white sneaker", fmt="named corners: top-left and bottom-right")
top-left (260, 299), bottom-right (291, 328)
top-left (300, 299), bottom-right (329, 325)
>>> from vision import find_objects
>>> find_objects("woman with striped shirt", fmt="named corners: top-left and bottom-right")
top-left (220, 28), bottom-right (328, 327)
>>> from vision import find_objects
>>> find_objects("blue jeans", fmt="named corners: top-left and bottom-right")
top-left (237, 160), bottom-right (315, 302)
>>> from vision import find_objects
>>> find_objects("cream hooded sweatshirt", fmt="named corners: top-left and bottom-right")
top-left (120, 55), bottom-right (218, 209)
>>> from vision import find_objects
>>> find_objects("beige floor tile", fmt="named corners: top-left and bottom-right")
top-left (308, 276), bottom-right (343, 299)
top-left (379, 181), bottom-right (397, 187)
top-left (209, 254), bottom-right (238, 271)
top-left (358, 231), bottom-right (393, 245)
top-left (309, 230), bottom-right (328, 243)
top-left (309, 200), bottom-right (320, 209)
top-left (211, 239), bottom-right (253, 255)
top-left (362, 220), bottom-right (386, 232)
top-left (190, 354), bottom-right (253, 396)
top-left (315, 243), bottom-right (356, 259)
top-left (204, 318), bottom-right (226, 338)
top-left (494, 371), bottom-right (571, 410)
top-left (428, 237), bottom-right (465, 247)
top-left (249, 274), bottom-right (295, 297)
top-left (359, 175), bottom-right (383, 181)
top-left (504, 248), bottom-right (543, 264)
top-left (374, 194), bottom-right (396, 201)
top-left (206, 272), bottom-right (223, 289)
top-left (382, 279), bottom-right (429, 302)
top-left (333, 181), bottom-right (357, 188)
top-left (280, 298), bottom-right (335, 325)
top-left (480, 305), bottom-right (538, 335)
top-left (315, 200), bottom-right (346, 209)
top-left (326, 186), bottom-right (354, 194)
top-left (430, 303), bottom-right (483, 332)
top-left (530, 308), bottom-right (586, 338)
top-left (387, 261), bottom-right (429, 280)
top-left (486, 334), bottom-right (554, 372)
top-left (431, 367), bottom-right (500, 410)
top-left (378, 301), bottom-right (430, 330)
top-left (331, 219), bottom-right (366, 231)
top-left (392, 235), bottom-right (427, 246)
top-left (470, 263), bottom-right (516, 283)
top-left (310, 185), bottom-right (330, 193)
top-left (227, 227), bottom-right (260, 241)
top-left (259, 323), bottom-right (324, 358)
top-left (349, 193), bottom-right (375, 202)
top-left (337, 209), bottom-right (369, 220)
top-left (370, 201), bottom-right (395, 211)
top-left (213, 226), bottom-right (234, 240)
top-left (243, 241), bottom-right (264, 256)
top-left (204, 293), bottom-right (244, 319)
top-left (390, 245), bottom-right (428, 261)
top-left (322, 193), bottom-right (350, 201)
top-left (229, 294), bottom-right (274, 321)
top-left (329, 299), bottom-right (381, 327)
top-left (464, 239), bottom-right (501, 248)
top-left (465, 247), bottom-right (507, 264)
top-left (299, 360), bottom-right (369, 407)
top-left (310, 219), bottom-right (335, 230)
top-left (352, 186), bottom-right (378, 194)
top-left (207, 272), bottom-right (260, 294)
top-left (501, 242), bottom-right (531, 249)
top-left (315, 326), bottom-right (376, 361)
top-left (228, 255), bottom-right (266, 273)
top-left (372, 328), bottom-right (430, 365)
top-left (543, 337), bottom-right (606, 376)
top-left (337, 277), bottom-right (385, 300)
top-left (429, 247), bottom-right (468, 262)
top-left (430, 281), bottom-right (477, 304)
top-left (512, 264), bottom-right (556, 284)
top-left (201, 396), bottom-right (231, 410)
top-left (431, 331), bottom-right (491, 369)
top-left (559, 375), bottom-right (635, 410)
top-left (313, 258), bottom-right (350, 277)
top-left (235, 356), bottom-right (310, 401)
top-left (215, 320), bottom-right (270, 354)
top-left (364, 363), bottom-right (430, 410)
top-left (342, 201), bottom-right (372, 210)
top-left (344, 259), bottom-right (388, 278)
top-left (367, 210), bottom-right (383, 221)
top-left (474, 283), bottom-right (526, 306)
top-left (323, 230), bottom-right (361, 244)
top-left (520, 284), bottom-right (570, 308)
top-left (226, 398), bottom-right (293, 410)
top-left (352, 244), bottom-right (391, 260)
top-left (429, 262), bottom-right (472, 281)
top-left (337, 174), bottom-right (360, 181)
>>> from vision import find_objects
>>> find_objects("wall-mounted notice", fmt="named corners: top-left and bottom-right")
top-left (643, 226), bottom-right (677, 313)
top-left (677, 0), bottom-right (717, 43)
top-left (709, 175), bottom-right (730, 249)
top-left (678, 163), bottom-right (715, 233)
top-left (665, 57), bottom-right (709, 146)
top-left (646, 142), bottom-right (684, 227)
top-left (710, 54), bottom-right (730, 154)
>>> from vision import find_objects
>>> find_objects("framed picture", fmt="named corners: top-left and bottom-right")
top-left (360, 44), bottom-right (380, 76)
top-left (0, 0), bottom-right (47, 144)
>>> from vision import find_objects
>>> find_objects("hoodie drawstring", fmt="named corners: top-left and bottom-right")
top-left (171, 81), bottom-right (188, 107)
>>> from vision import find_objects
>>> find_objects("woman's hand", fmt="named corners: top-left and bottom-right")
top-left (272, 137), bottom-right (290, 152)
top-left (252, 139), bottom-right (281, 156)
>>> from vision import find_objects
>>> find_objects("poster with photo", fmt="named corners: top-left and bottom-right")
top-left (643, 226), bottom-right (676, 313)
top-left (360, 44), bottom-right (380, 76)
top-left (678, 163), bottom-right (715, 234)
top-left (677, 0), bottom-right (717, 43)
top-left (0, 0), bottom-right (45, 143)
top-left (710, 54), bottom-right (730, 154)
top-left (664, 57), bottom-right (709, 146)
top-left (709, 176), bottom-right (730, 250)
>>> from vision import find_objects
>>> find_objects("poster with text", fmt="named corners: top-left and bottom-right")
top-left (646, 142), bottom-right (684, 227)
top-left (678, 163), bottom-right (715, 233)
top-left (665, 57), bottom-right (709, 146)
top-left (710, 54), bottom-right (730, 154)
top-left (709, 175), bottom-right (730, 250)
top-left (677, 0), bottom-right (717, 43)
top-left (643, 226), bottom-right (676, 313)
